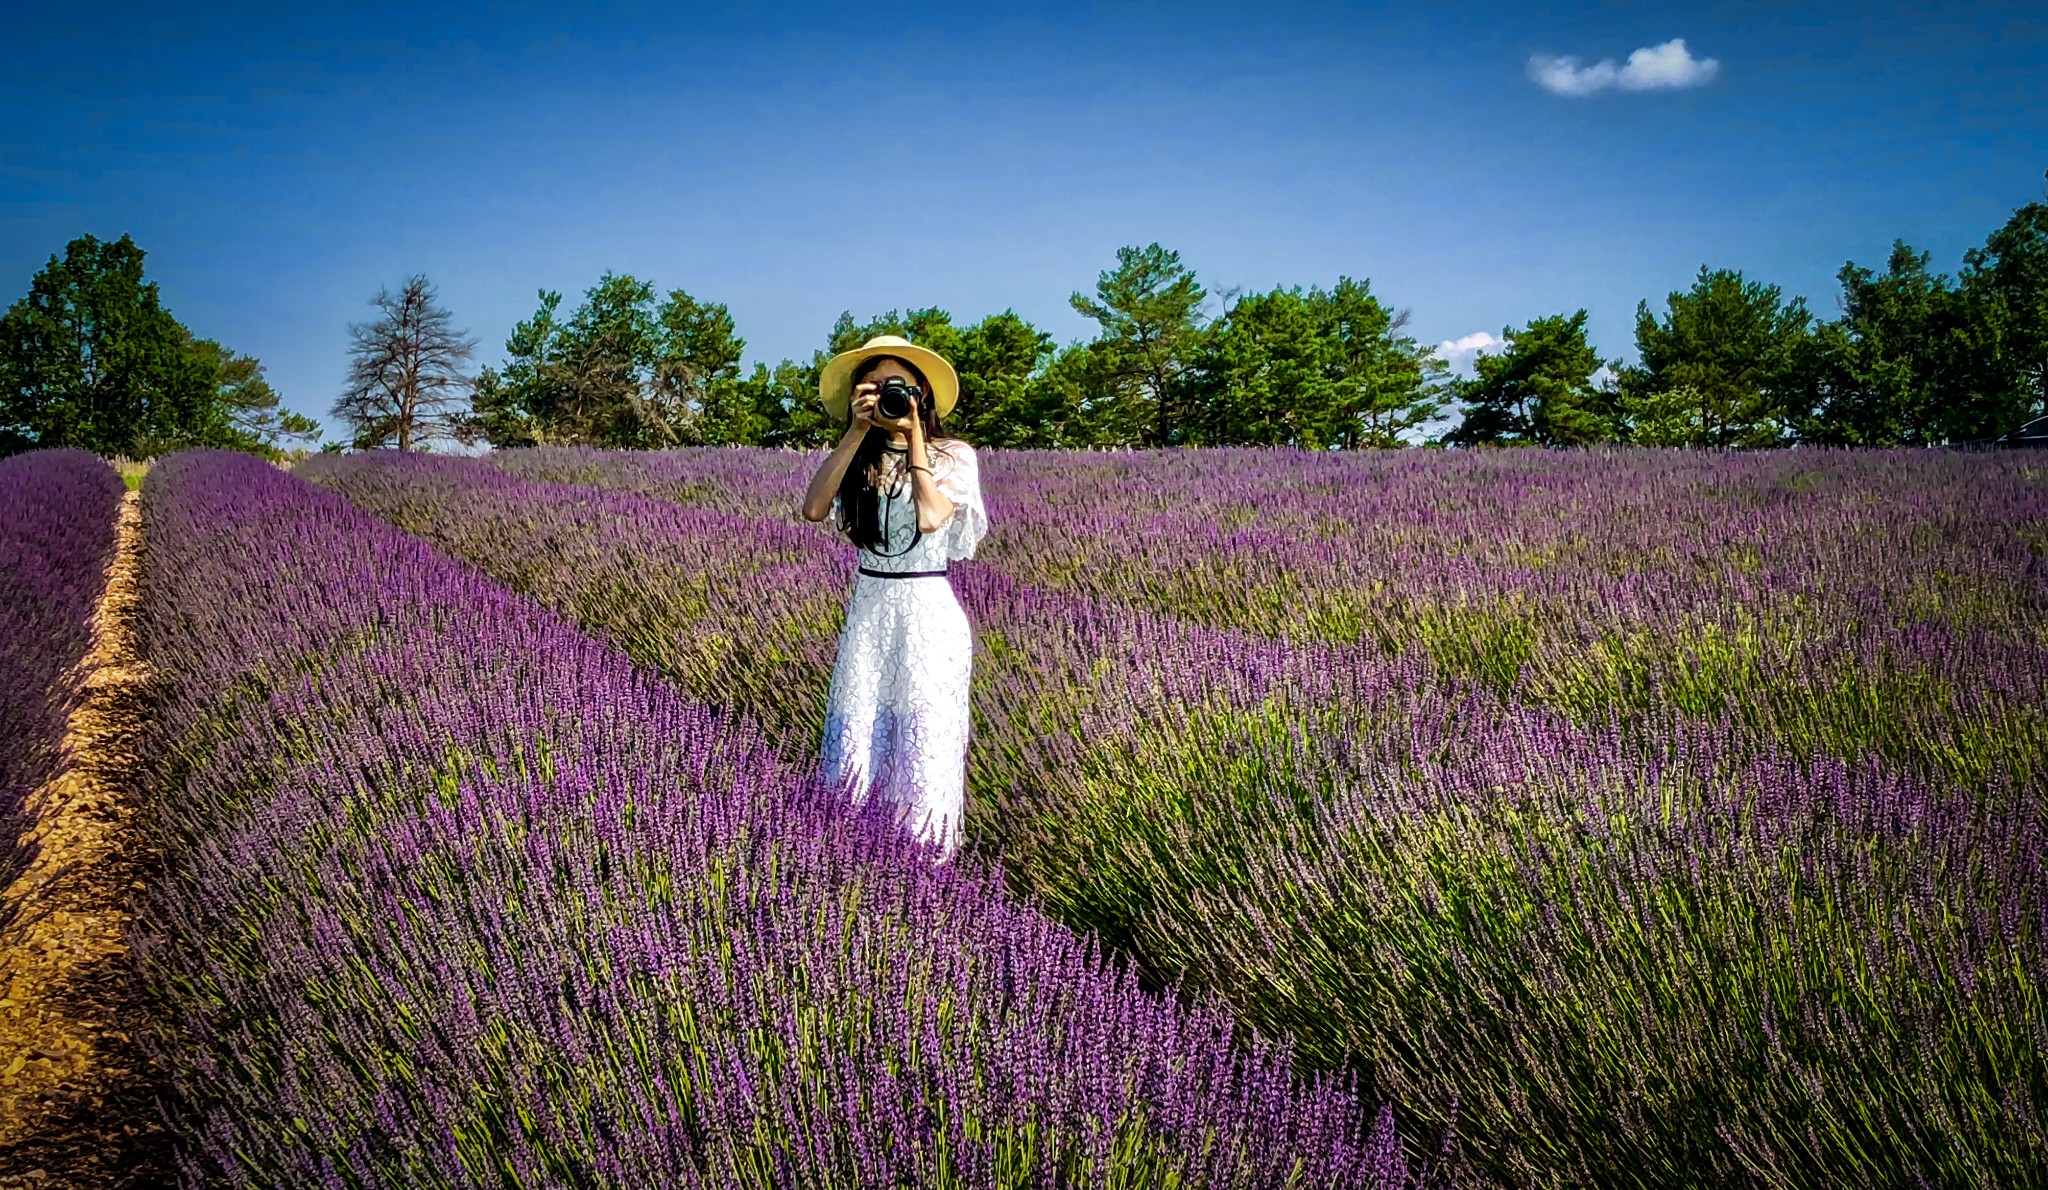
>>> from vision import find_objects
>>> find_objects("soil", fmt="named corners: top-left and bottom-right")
top-left (0, 490), bottom-right (173, 1188)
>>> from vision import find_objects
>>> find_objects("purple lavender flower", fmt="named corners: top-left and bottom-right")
top-left (131, 449), bottom-right (1416, 1188)
top-left (0, 448), bottom-right (124, 933)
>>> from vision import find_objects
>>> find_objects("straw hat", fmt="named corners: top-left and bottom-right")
top-left (818, 334), bottom-right (961, 421)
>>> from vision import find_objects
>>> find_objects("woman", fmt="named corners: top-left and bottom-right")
top-left (800, 334), bottom-right (988, 862)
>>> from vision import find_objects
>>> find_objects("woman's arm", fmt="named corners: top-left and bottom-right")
top-left (802, 382), bottom-right (882, 522)
top-left (801, 423), bottom-right (868, 521)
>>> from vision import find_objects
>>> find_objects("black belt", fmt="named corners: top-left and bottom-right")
top-left (858, 566), bottom-right (949, 579)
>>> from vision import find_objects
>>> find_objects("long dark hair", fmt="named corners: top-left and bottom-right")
top-left (836, 355), bottom-right (948, 552)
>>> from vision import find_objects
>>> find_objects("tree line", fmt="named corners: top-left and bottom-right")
top-left (0, 235), bottom-right (319, 458)
top-left (432, 252), bottom-right (1449, 453)
top-left (5, 177), bottom-right (2042, 458)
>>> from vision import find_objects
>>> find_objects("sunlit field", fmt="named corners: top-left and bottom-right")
top-left (286, 443), bottom-right (2044, 1187)
top-left (5, 444), bottom-right (2042, 1187)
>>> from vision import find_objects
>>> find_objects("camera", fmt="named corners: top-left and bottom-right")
top-left (875, 376), bottom-right (924, 422)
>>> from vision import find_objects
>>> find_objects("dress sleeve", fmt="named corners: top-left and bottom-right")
top-left (930, 441), bottom-right (989, 561)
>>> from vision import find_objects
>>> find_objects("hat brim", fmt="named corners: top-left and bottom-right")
top-left (818, 339), bottom-right (960, 422)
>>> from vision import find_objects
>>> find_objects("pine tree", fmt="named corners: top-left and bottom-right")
top-left (1071, 243), bottom-right (1209, 446)
top-left (1961, 184), bottom-right (2048, 434)
top-left (1446, 311), bottom-right (1615, 447)
top-left (1617, 267), bottom-right (1809, 448)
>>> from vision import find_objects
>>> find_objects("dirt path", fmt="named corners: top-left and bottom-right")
top-left (0, 490), bottom-right (170, 1188)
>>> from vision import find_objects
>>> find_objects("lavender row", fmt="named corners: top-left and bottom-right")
top-left (306, 449), bottom-right (2047, 1186)
top-left (130, 449), bottom-right (1412, 1188)
top-left (489, 444), bottom-right (2048, 792)
top-left (488, 444), bottom-right (2048, 643)
top-left (0, 447), bottom-right (124, 932)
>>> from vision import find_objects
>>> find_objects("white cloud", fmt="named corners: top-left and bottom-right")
top-left (1436, 331), bottom-right (1502, 373)
top-left (1528, 38), bottom-right (1720, 97)
top-left (1529, 55), bottom-right (1619, 97)
top-left (1616, 39), bottom-right (1721, 90)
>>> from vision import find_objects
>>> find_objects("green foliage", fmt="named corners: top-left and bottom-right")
top-left (724, 256), bottom-right (1444, 453)
top-left (0, 232), bottom-right (308, 458)
top-left (833, 307), bottom-right (1108, 449)
top-left (1961, 189), bottom-right (2048, 430)
top-left (945, 311), bottom-right (1056, 447)
top-left (179, 327), bottom-right (321, 459)
top-left (1010, 341), bottom-right (1122, 449)
top-left (21, 177), bottom-right (2048, 457)
top-left (722, 360), bottom-right (810, 449)
top-left (1446, 311), bottom-right (1616, 447)
top-left (470, 198), bottom-right (2044, 452)
top-left (1789, 242), bottom-right (1998, 445)
top-left (1617, 267), bottom-right (1811, 448)
top-left (658, 289), bottom-right (750, 445)
top-left (1194, 278), bottom-right (1449, 448)
top-left (463, 275), bottom-right (749, 449)
top-left (1071, 243), bottom-right (1211, 446)
top-left (1614, 383), bottom-right (1716, 448)
top-left (1189, 286), bottom-right (1328, 446)
top-left (741, 307), bottom-right (952, 450)
top-left (1319, 277), bottom-right (1452, 448)
top-left (1742, 189), bottom-right (2048, 448)
top-left (465, 289), bottom-right (564, 449)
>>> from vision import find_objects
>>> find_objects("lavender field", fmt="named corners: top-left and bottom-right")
top-left (5, 443), bottom-right (2030, 1185)
top-left (286, 444), bottom-right (2048, 1187)
top-left (128, 450), bottom-right (1413, 1188)
top-left (0, 448), bottom-right (124, 934)
top-left (483, 445), bottom-right (2048, 791)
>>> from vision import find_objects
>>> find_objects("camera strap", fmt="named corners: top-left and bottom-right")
top-left (865, 454), bottom-right (923, 558)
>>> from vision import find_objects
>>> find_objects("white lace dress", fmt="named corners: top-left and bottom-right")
top-left (816, 438), bottom-right (989, 861)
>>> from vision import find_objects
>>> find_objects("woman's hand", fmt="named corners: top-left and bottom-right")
top-left (849, 377), bottom-right (924, 438)
top-left (847, 381), bottom-right (878, 431)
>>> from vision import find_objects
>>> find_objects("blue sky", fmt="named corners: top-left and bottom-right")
top-left (3, 0), bottom-right (2042, 442)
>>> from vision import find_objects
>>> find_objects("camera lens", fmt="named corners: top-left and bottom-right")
top-left (876, 377), bottom-right (918, 421)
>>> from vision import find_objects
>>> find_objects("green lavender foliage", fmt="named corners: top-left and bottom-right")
top-left (304, 447), bottom-right (2048, 1187)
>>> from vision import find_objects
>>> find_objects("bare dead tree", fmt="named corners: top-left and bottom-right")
top-left (333, 275), bottom-right (478, 450)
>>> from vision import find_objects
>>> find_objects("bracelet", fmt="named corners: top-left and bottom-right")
top-left (908, 464), bottom-right (932, 475)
